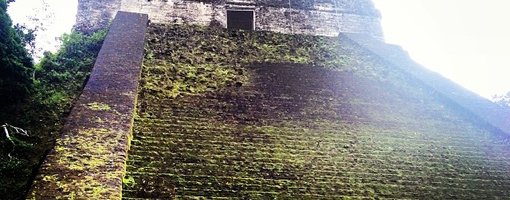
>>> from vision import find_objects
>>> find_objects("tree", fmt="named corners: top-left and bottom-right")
top-left (13, 0), bottom-right (54, 59)
top-left (492, 91), bottom-right (510, 108)
top-left (14, 24), bottom-right (37, 57)
top-left (0, 0), bottom-right (34, 106)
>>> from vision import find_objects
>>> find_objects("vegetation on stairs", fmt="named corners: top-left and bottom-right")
top-left (122, 24), bottom-right (510, 199)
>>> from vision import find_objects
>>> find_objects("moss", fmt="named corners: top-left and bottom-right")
top-left (87, 102), bottom-right (111, 111)
top-left (141, 24), bottom-right (372, 99)
top-left (123, 175), bottom-right (136, 188)
top-left (123, 23), bottom-right (510, 199)
top-left (55, 129), bottom-right (110, 171)
top-left (18, 29), bottom-right (109, 200)
top-left (32, 172), bottom-right (113, 199)
top-left (42, 175), bottom-right (58, 182)
top-left (51, 128), bottom-right (112, 171)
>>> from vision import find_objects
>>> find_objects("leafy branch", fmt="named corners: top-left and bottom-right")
top-left (492, 91), bottom-right (510, 108)
top-left (1, 123), bottom-right (29, 159)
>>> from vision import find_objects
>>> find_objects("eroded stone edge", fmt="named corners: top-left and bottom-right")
top-left (27, 11), bottom-right (148, 199)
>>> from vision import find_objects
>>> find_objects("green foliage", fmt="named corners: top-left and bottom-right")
top-left (0, 29), bottom-right (106, 199)
top-left (0, 0), bottom-right (34, 106)
top-left (123, 175), bottom-right (136, 188)
top-left (1, 3), bottom-right (106, 198)
top-left (14, 24), bottom-right (37, 56)
top-left (35, 30), bottom-right (107, 108)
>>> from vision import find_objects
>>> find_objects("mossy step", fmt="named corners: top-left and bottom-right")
top-left (126, 146), bottom-right (509, 170)
top-left (141, 97), bottom-right (448, 114)
top-left (126, 157), bottom-right (509, 181)
top-left (127, 140), bottom-right (498, 164)
top-left (133, 119), bottom-right (480, 136)
top-left (130, 129), bottom-right (497, 151)
top-left (123, 173), bottom-right (507, 198)
top-left (124, 23), bottom-right (510, 199)
top-left (128, 132), bottom-right (499, 156)
top-left (125, 164), bottom-right (510, 185)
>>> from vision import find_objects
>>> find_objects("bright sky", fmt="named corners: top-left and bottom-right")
top-left (373, 0), bottom-right (510, 99)
top-left (7, 0), bottom-right (77, 60)
top-left (6, 0), bottom-right (510, 99)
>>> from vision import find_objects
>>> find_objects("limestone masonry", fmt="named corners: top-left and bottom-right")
top-left (27, 1), bottom-right (510, 199)
top-left (28, 12), bottom-right (148, 199)
top-left (76, 0), bottom-right (383, 38)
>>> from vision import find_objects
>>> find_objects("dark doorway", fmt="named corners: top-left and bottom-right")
top-left (227, 10), bottom-right (254, 30)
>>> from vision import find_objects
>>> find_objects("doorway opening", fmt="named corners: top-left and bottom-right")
top-left (227, 10), bottom-right (255, 30)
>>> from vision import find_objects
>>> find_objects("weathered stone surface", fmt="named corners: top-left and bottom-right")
top-left (121, 24), bottom-right (510, 199)
top-left (28, 11), bottom-right (148, 199)
top-left (76, 0), bottom-right (122, 33)
top-left (76, 0), bottom-right (383, 38)
top-left (343, 33), bottom-right (510, 136)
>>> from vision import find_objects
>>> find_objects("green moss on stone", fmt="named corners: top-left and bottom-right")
top-left (122, 175), bottom-right (136, 188)
top-left (54, 128), bottom-right (111, 171)
top-left (141, 24), bottom-right (372, 99)
top-left (87, 102), bottom-right (111, 111)
top-left (122, 23), bottom-right (510, 199)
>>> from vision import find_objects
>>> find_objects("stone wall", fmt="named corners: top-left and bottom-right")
top-left (75, 0), bottom-right (121, 33)
top-left (28, 12), bottom-right (148, 199)
top-left (343, 33), bottom-right (510, 136)
top-left (76, 0), bottom-right (383, 38)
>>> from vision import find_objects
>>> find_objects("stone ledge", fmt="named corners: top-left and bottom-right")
top-left (28, 11), bottom-right (148, 199)
top-left (342, 33), bottom-right (510, 136)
